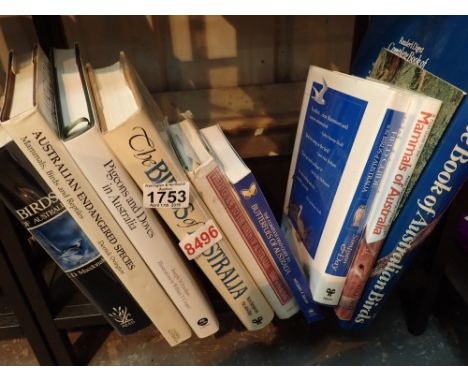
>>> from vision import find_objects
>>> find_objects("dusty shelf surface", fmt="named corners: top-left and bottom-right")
top-left (3, 293), bottom-right (466, 366)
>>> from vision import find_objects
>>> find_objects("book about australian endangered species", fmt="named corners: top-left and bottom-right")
top-left (53, 46), bottom-right (218, 338)
top-left (281, 65), bottom-right (426, 306)
top-left (0, 128), bottom-right (150, 335)
top-left (167, 114), bottom-right (299, 319)
top-left (200, 125), bottom-right (323, 323)
top-left (335, 84), bottom-right (442, 321)
top-left (339, 15), bottom-right (468, 328)
top-left (0, 46), bottom-right (191, 347)
top-left (87, 52), bottom-right (274, 331)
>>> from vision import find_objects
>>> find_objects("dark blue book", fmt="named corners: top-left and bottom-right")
top-left (0, 131), bottom-right (150, 335)
top-left (343, 16), bottom-right (468, 328)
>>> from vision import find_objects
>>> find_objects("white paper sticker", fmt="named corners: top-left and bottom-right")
top-left (179, 220), bottom-right (223, 260)
top-left (143, 182), bottom-right (190, 209)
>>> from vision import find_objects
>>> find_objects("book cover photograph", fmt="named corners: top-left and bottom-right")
top-left (369, 48), bottom-right (466, 215)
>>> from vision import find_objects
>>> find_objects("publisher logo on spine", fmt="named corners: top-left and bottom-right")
top-left (108, 306), bottom-right (135, 328)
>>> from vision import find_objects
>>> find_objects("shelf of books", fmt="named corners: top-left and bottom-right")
top-left (0, 15), bottom-right (467, 365)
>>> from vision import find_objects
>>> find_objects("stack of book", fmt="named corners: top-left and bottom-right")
top-left (282, 16), bottom-right (468, 328)
top-left (1, 15), bottom-right (467, 346)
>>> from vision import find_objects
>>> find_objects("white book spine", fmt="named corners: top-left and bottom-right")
top-left (100, 122), bottom-right (275, 330)
top-left (3, 49), bottom-right (191, 346)
top-left (63, 126), bottom-right (219, 338)
top-left (187, 156), bottom-right (299, 319)
top-left (336, 96), bottom-right (441, 319)
top-left (282, 66), bottom-right (421, 306)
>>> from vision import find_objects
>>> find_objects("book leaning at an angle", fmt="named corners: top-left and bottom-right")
top-left (335, 87), bottom-right (441, 321)
top-left (88, 52), bottom-right (274, 331)
top-left (168, 114), bottom-right (299, 319)
top-left (0, 46), bottom-right (191, 347)
top-left (282, 66), bottom-right (420, 306)
top-left (336, 48), bottom-right (465, 322)
top-left (342, 17), bottom-right (468, 327)
top-left (53, 46), bottom-right (218, 338)
top-left (201, 124), bottom-right (323, 323)
top-left (0, 128), bottom-right (150, 335)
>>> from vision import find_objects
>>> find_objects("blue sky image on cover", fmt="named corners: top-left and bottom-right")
top-left (288, 82), bottom-right (367, 258)
top-left (31, 211), bottom-right (100, 271)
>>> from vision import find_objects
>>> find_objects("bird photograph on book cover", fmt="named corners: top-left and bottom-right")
top-left (32, 211), bottom-right (99, 271)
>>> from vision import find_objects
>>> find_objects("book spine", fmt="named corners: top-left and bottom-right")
top-left (336, 101), bottom-right (440, 321)
top-left (190, 159), bottom-right (299, 319)
top-left (2, 50), bottom-right (192, 346)
top-left (64, 127), bottom-right (219, 338)
top-left (103, 122), bottom-right (275, 330)
top-left (343, 120), bottom-right (468, 328)
top-left (234, 172), bottom-right (323, 323)
top-left (317, 109), bottom-right (403, 302)
top-left (0, 140), bottom-right (150, 335)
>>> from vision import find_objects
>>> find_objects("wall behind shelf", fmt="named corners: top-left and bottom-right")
top-left (61, 16), bottom-right (355, 92)
top-left (0, 16), bottom-right (356, 157)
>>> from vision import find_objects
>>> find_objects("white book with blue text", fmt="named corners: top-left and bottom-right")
top-left (282, 66), bottom-right (419, 305)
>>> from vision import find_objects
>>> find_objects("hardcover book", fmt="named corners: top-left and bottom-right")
top-left (335, 87), bottom-right (442, 320)
top-left (53, 46), bottom-right (219, 339)
top-left (200, 124), bottom-right (323, 323)
top-left (0, 47), bottom-right (191, 346)
top-left (282, 65), bottom-right (417, 306)
top-left (343, 16), bottom-right (468, 328)
top-left (88, 52), bottom-right (274, 331)
top-left (168, 115), bottom-right (299, 319)
top-left (0, 128), bottom-right (150, 335)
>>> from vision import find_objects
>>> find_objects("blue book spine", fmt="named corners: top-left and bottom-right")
top-left (342, 117), bottom-right (468, 329)
top-left (234, 172), bottom-right (323, 323)
top-left (325, 109), bottom-right (404, 277)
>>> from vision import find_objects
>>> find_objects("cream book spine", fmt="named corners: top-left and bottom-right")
top-left (54, 47), bottom-right (218, 338)
top-left (89, 54), bottom-right (274, 330)
top-left (169, 118), bottom-right (299, 319)
top-left (1, 47), bottom-right (191, 346)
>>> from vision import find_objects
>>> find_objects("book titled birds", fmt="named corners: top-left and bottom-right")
top-left (86, 52), bottom-right (275, 331)
top-left (0, 128), bottom-right (150, 335)
top-left (0, 46), bottom-right (192, 347)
